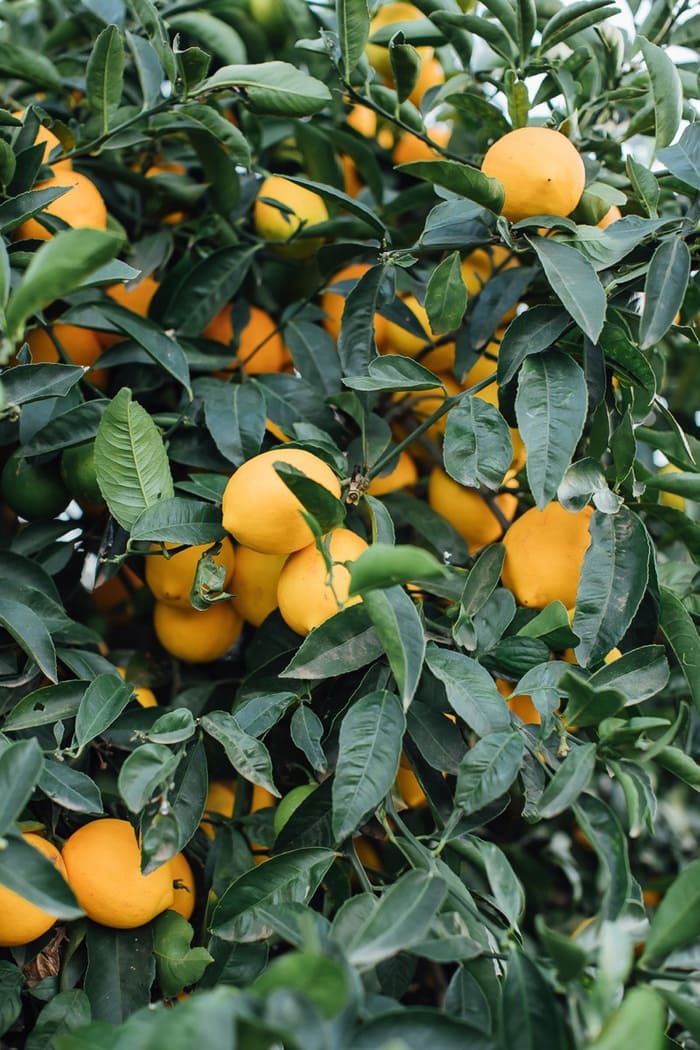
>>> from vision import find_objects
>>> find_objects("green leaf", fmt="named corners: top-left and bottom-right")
top-left (39, 759), bottom-right (104, 814)
top-left (253, 951), bottom-right (347, 1018)
top-left (74, 673), bottom-right (134, 750)
top-left (515, 0), bottom-right (537, 60)
top-left (396, 159), bottom-right (505, 213)
top-left (130, 497), bottom-right (226, 544)
top-left (589, 645), bottom-right (669, 704)
top-left (162, 246), bottom-right (257, 335)
top-left (535, 915), bottom-right (587, 982)
top-left (444, 395), bottom-right (513, 491)
top-left (0, 832), bottom-right (82, 918)
top-left (658, 988), bottom-right (700, 1041)
top-left (645, 471), bottom-right (700, 500)
top-left (573, 508), bottom-right (650, 667)
top-left (501, 950), bottom-right (569, 1050)
top-left (589, 987), bottom-right (665, 1050)
top-left (128, 0), bottom-right (176, 82)
top-left (655, 745), bottom-right (700, 791)
top-left (657, 123), bottom-right (700, 190)
top-left (530, 237), bottom-right (607, 344)
top-left (642, 857), bottom-right (700, 963)
top-left (168, 12), bottom-right (246, 64)
top-left (4, 680), bottom-right (87, 731)
top-left (461, 544), bottom-right (506, 619)
top-left (197, 378), bottom-right (266, 468)
top-left (338, 265), bottom-right (387, 378)
top-left (516, 351), bottom-right (587, 509)
top-left (390, 37), bottom-right (422, 105)
top-left (0, 362), bottom-right (85, 407)
top-left (26, 991), bottom-right (91, 1050)
top-left (659, 587), bottom-right (700, 713)
top-left (498, 307), bottom-right (571, 384)
top-left (0, 739), bottom-right (44, 836)
top-left (96, 302), bottom-right (191, 396)
top-left (290, 704), bottom-right (327, 774)
top-left (211, 848), bottom-right (335, 940)
top-left (281, 604), bottom-right (384, 679)
top-left (86, 24), bottom-right (125, 136)
top-left (0, 41), bottom-right (63, 90)
top-left (198, 62), bottom-right (332, 117)
top-left (540, 0), bottom-right (620, 51)
top-left (200, 711), bottom-right (279, 797)
top-left (153, 911), bottom-right (213, 998)
top-left (626, 155), bottom-right (659, 217)
top-left (5, 229), bottom-right (122, 346)
top-left (84, 924), bottom-right (154, 1023)
top-left (0, 185), bottom-right (70, 236)
top-left (274, 462), bottom-right (345, 534)
top-left (94, 387), bottom-right (174, 531)
top-left (639, 238), bottom-right (690, 350)
top-left (345, 354), bottom-right (442, 393)
top-left (332, 690), bottom-right (405, 841)
top-left (432, 11), bottom-right (516, 64)
top-left (346, 871), bottom-right (447, 968)
top-left (598, 321), bottom-right (656, 398)
top-left (284, 174), bottom-right (387, 237)
top-left (349, 543), bottom-right (448, 595)
top-left (426, 643), bottom-right (511, 735)
top-left (537, 743), bottom-right (597, 818)
top-left (0, 598), bottom-right (57, 682)
top-left (363, 586), bottom-right (426, 708)
top-left (455, 732), bottom-right (524, 815)
top-left (351, 1009), bottom-right (496, 1049)
top-left (561, 671), bottom-right (626, 728)
top-left (638, 36), bottom-right (683, 149)
top-left (176, 103), bottom-right (251, 169)
top-left (574, 792), bottom-right (633, 919)
top-left (118, 743), bottom-right (180, 813)
top-left (0, 963), bottom-right (23, 1039)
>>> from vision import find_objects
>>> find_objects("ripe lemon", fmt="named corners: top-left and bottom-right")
top-left (200, 780), bottom-right (276, 840)
top-left (253, 175), bottom-right (328, 259)
top-left (229, 546), bottom-right (287, 627)
top-left (366, 2), bottom-right (430, 80)
top-left (12, 109), bottom-right (71, 172)
top-left (321, 263), bottom-right (387, 347)
top-left (106, 273), bottom-right (159, 316)
top-left (146, 539), bottom-right (236, 607)
top-left (222, 448), bottom-right (341, 555)
top-left (598, 205), bottom-right (621, 228)
top-left (383, 293), bottom-right (457, 372)
top-left (153, 600), bottom-right (243, 663)
top-left (1, 450), bottom-right (70, 521)
top-left (26, 322), bottom-right (107, 389)
top-left (62, 819), bottom-right (174, 929)
top-left (495, 677), bottom-right (541, 725)
top-left (428, 467), bottom-right (518, 554)
top-left (277, 528), bottom-right (368, 636)
top-left (393, 124), bottom-right (451, 166)
top-left (368, 450), bottom-right (418, 496)
top-left (346, 105), bottom-right (395, 150)
top-left (0, 834), bottom-right (67, 947)
top-left (341, 154), bottom-right (364, 198)
top-left (481, 127), bottom-right (586, 223)
top-left (409, 55), bottom-right (445, 107)
top-left (16, 170), bottom-right (108, 241)
top-left (501, 502), bottom-right (593, 608)
top-left (170, 852), bottom-right (195, 920)
top-left (116, 666), bottom-right (158, 708)
top-left (203, 303), bottom-right (286, 376)
top-left (461, 246), bottom-right (518, 297)
top-left (396, 766), bottom-right (427, 808)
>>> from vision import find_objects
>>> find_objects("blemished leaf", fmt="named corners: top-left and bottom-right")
top-left (74, 673), bottom-right (135, 750)
top-left (198, 62), bottom-right (332, 117)
top-left (25, 990), bottom-right (91, 1050)
top-left (639, 238), bottom-right (690, 350)
top-left (425, 252), bottom-right (468, 335)
top-left (497, 306), bottom-right (571, 386)
top-left (153, 911), bottom-right (213, 998)
top-left (537, 743), bottom-right (597, 818)
top-left (642, 857), bottom-right (700, 963)
top-left (348, 543), bottom-right (448, 595)
top-left (39, 759), bottom-right (104, 814)
top-left (3, 680), bottom-right (87, 731)
top-left (84, 924), bottom-right (154, 1023)
top-left (516, 351), bottom-right (588, 509)
top-left (657, 122), bottom-right (700, 189)
top-left (198, 378), bottom-right (266, 468)
top-left (638, 36), bottom-right (683, 149)
top-left (94, 387), bottom-right (174, 531)
top-left (290, 704), bottom-right (327, 774)
top-left (426, 643), bottom-right (511, 736)
top-left (363, 586), bottom-right (426, 708)
top-left (659, 587), bottom-right (700, 713)
top-left (0, 738), bottom-right (44, 836)
top-left (281, 604), bottom-right (384, 679)
top-left (589, 987), bottom-right (665, 1050)
top-left (5, 229), bottom-right (123, 346)
top-left (574, 792), bottom-right (633, 918)
top-left (573, 508), bottom-right (650, 667)
top-left (338, 265), bottom-right (387, 378)
top-left (455, 732), bottom-right (524, 815)
top-left (530, 237), bottom-right (607, 344)
top-left (0, 598), bottom-right (57, 682)
top-left (396, 159), bottom-right (505, 213)
top-left (86, 24), bottom-right (125, 135)
top-left (344, 354), bottom-right (442, 392)
top-left (444, 395), bottom-right (513, 491)
top-left (347, 872), bottom-right (447, 968)
top-left (212, 848), bottom-right (335, 941)
top-left (201, 712), bottom-right (279, 797)
top-left (130, 497), bottom-right (226, 545)
top-left (0, 832), bottom-right (82, 918)
top-left (274, 462), bottom-right (346, 534)
top-left (501, 950), bottom-right (569, 1050)
top-left (332, 690), bottom-right (405, 841)
top-left (96, 301), bottom-right (191, 396)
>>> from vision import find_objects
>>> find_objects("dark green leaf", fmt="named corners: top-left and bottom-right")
top-left (74, 674), bottom-right (134, 750)
top-left (574, 792), bottom-right (633, 919)
top-left (659, 587), bottom-right (700, 713)
top-left (540, 0), bottom-right (620, 50)
top-left (657, 122), bottom-right (700, 189)
top-left (0, 41), bottom-right (63, 90)
top-left (344, 354), bottom-right (442, 392)
top-left (537, 743), bottom-right (597, 818)
top-left (96, 302), bottom-right (191, 395)
top-left (290, 704), bottom-right (327, 774)
top-left (253, 950), bottom-right (347, 1018)
top-left (455, 732), bottom-right (524, 814)
top-left (639, 36), bottom-right (683, 149)
top-left (0, 832), bottom-right (82, 918)
top-left (351, 1007), bottom-right (496, 1049)
top-left (118, 743), bottom-right (180, 813)
top-left (339, 0), bottom-right (371, 77)
top-left (200, 711), bottom-right (278, 797)
top-left (130, 497), bottom-right (226, 544)
top-left (390, 37), bottom-right (422, 105)
top-left (0, 963), bottom-right (23, 1039)
top-left (0, 738), bottom-right (44, 836)
top-left (501, 950), bottom-right (569, 1050)
top-left (162, 246), bottom-right (257, 335)
top-left (425, 252), bottom-right (467, 335)
top-left (197, 379), bottom-right (266, 468)
top-left (444, 395), bottom-right (513, 491)
top-left (658, 988), bottom-right (700, 1041)
top-left (86, 24), bottom-right (125, 135)
top-left (338, 265), bottom-right (387, 378)
top-left (347, 871), bottom-right (447, 967)
top-left (0, 598), bottom-right (57, 682)
top-left (281, 604), bottom-right (384, 679)
top-left (561, 671), bottom-right (626, 728)
top-left (274, 462), bottom-right (345, 534)
top-left (426, 643), bottom-right (511, 735)
top-left (4, 680), bottom-right (87, 731)
top-left (535, 916), bottom-right (587, 982)
top-left (642, 857), bottom-right (700, 963)
top-left (626, 155), bottom-right (659, 217)
top-left (589, 987), bottom-right (665, 1050)
top-left (530, 237), bottom-right (606, 344)
top-left (0, 363), bottom-right (85, 407)
top-left (84, 924), bottom-right (154, 1023)
top-left (589, 645), bottom-right (669, 703)
top-left (0, 185), bottom-right (71, 235)
top-left (497, 306), bottom-right (570, 386)
top-left (639, 238), bottom-right (690, 350)
top-left (363, 586), bottom-right (426, 708)
top-left (169, 12), bottom-right (246, 64)
top-left (198, 62), bottom-right (332, 117)
top-left (39, 760), bottom-right (103, 814)
top-left (26, 991), bottom-right (91, 1050)
top-left (397, 159), bottom-right (505, 213)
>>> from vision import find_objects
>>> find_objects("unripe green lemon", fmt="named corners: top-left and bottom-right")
top-left (273, 783), bottom-right (317, 836)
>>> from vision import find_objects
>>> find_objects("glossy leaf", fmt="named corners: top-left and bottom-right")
top-left (290, 704), bottom-right (327, 774)
top-left (201, 712), bottom-right (278, 797)
top-left (639, 238), bottom-right (690, 350)
top-left (347, 871), bottom-right (447, 968)
top-left (425, 252), bottom-right (468, 335)
top-left (345, 354), bottom-right (442, 392)
top-left (281, 604), bottom-right (383, 679)
top-left (130, 497), bottom-right (226, 544)
top-left (74, 673), bottom-right (135, 750)
top-left (274, 463), bottom-right (346, 534)
top-left (348, 543), bottom-right (447, 595)
top-left (397, 159), bottom-right (505, 213)
top-left (426, 644), bottom-right (511, 735)
top-left (639, 36), bottom-right (683, 149)
top-left (363, 586), bottom-right (426, 708)
top-left (0, 833), bottom-right (82, 918)
top-left (39, 759), bottom-right (103, 814)
top-left (497, 306), bottom-right (570, 385)
top-left (455, 732), bottom-right (524, 815)
top-left (338, 265), bottom-right (387, 378)
top-left (0, 738), bottom-right (44, 836)
top-left (0, 598), bottom-right (57, 682)
top-left (530, 237), bottom-right (606, 344)
top-left (444, 396), bottom-right (513, 491)
top-left (86, 24), bottom-right (125, 135)
top-left (198, 62), bottom-right (332, 117)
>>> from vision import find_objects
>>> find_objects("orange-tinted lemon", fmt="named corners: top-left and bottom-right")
top-left (62, 819), bottom-right (173, 929)
top-left (153, 600), bottom-right (243, 663)
top-left (277, 528), bottom-right (368, 636)
top-left (393, 124), bottom-right (451, 166)
top-left (146, 539), bottom-right (236, 607)
top-left (200, 780), bottom-right (276, 840)
top-left (396, 766), bottom-right (427, 808)
top-left (0, 834), bottom-right (67, 947)
top-left (106, 273), bottom-right (159, 317)
top-left (495, 677), bottom-right (540, 725)
top-left (170, 852), bottom-right (195, 921)
top-left (26, 322), bottom-right (107, 389)
top-left (253, 175), bottom-right (328, 259)
top-left (222, 448), bottom-right (341, 555)
top-left (410, 55), bottom-right (445, 107)
top-left (321, 263), bottom-right (387, 347)
top-left (501, 502), bottom-right (593, 608)
top-left (598, 205), bottom-right (621, 228)
top-left (230, 546), bottom-right (287, 627)
top-left (428, 467), bottom-right (518, 553)
top-left (12, 109), bottom-right (71, 172)
top-left (368, 450), bottom-right (419, 496)
top-left (203, 303), bottom-right (286, 376)
top-left (382, 293), bottom-right (457, 372)
top-left (116, 666), bottom-right (158, 708)
top-left (16, 171), bottom-right (108, 241)
top-left (481, 127), bottom-right (586, 223)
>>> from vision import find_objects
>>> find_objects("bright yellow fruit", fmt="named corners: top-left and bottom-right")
top-left (396, 766), bottom-right (427, 808)
top-left (393, 124), bottom-right (451, 166)
top-left (146, 539), bottom-right (236, 607)
top-left (496, 677), bottom-right (541, 725)
top-left (12, 109), bottom-right (71, 171)
top-left (200, 780), bottom-right (276, 840)
top-left (170, 852), bottom-right (195, 921)
top-left (16, 170), bottom-right (108, 241)
top-left (428, 467), bottom-right (519, 553)
top-left (481, 127), bottom-right (586, 223)
top-left (0, 834), bottom-right (67, 947)
top-left (502, 502), bottom-right (593, 609)
top-left (658, 464), bottom-right (686, 511)
top-left (222, 448), bottom-right (341, 555)
top-left (382, 292), bottom-right (457, 372)
top-left (62, 819), bottom-right (174, 929)
top-left (253, 175), bottom-right (328, 258)
top-left (230, 546), bottom-right (287, 627)
top-left (116, 666), bottom-right (158, 708)
top-left (277, 528), bottom-right (368, 636)
top-left (153, 600), bottom-right (243, 663)
top-left (368, 450), bottom-right (418, 496)
top-left (202, 303), bottom-right (286, 376)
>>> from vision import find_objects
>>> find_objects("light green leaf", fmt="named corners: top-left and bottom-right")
top-left (153, 911), bottom-right (213, 998)
top-left (337, 0), bottom-right (370, 79)
top-left (197, 62), bottom-right (332, 117)
top-left (86, 24), bottom-right (125, 135)
top-left (349, 543), bottom-right (448, 596)
top-left (638, 35), bottom-right (683, 149)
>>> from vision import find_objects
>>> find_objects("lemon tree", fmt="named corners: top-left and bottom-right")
top-left (0, 0), bottom-right (698, 1047)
